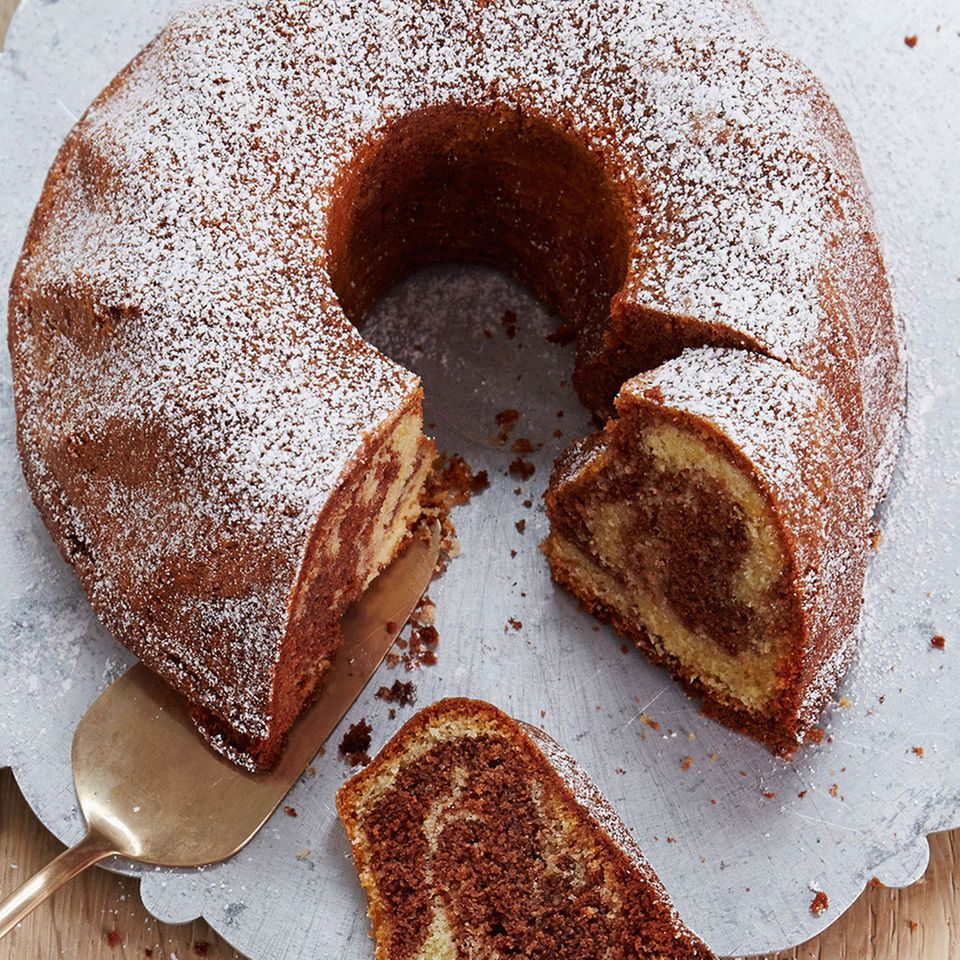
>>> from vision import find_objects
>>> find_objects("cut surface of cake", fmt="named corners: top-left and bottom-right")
top-left (337, 698), bottom-right (715, 960)
top-left (545, 347), bottom-right (868, 753)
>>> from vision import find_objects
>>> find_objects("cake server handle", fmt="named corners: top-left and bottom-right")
top-left (0, 826), bottom-right (115, 940)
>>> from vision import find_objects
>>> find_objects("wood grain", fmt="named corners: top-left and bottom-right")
top-left (3, 767), bottom-right (960, 960)
top-left (0, 0), bottom-right (956, 957)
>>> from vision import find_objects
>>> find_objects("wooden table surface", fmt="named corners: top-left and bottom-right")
top-left (1, 767), bottom-right (958, 960)
top-left (1, 1), bottom-right (956, 957)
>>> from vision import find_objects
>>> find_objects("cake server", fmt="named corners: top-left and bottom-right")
top-left (0, 520), bottom-right (440, 940)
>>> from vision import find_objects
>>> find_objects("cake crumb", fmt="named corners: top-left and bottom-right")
top-left (829, 783), bottom-right (839, 798)
top-left (283, 805), bottom-right (297, 817)
top-left (932, 634), bottom-right (946, 649)
top-left (193, 942), bottom-right (210, 957)
top-left (511, 437), bottom-right (535, 454)
top-left (810, 891), bottom-right (829, 915)
top-left (640, 713), bottom-right (660, 731)
top-left (493, 408), bottom-right (520, 442)
top-left (806, 727), bottom-right (825, 744)
top-left (681, 755), bottom-right (692, 771)
top-left (867, 876), bottom-right (885, 890)
top-left (509, 457), bottom-right (536, 480)
top-left (904, 34), bottom-right (918, 47)
top-left (106, 929), bottom-right (122, 948)
top-left (339, 719), bottom-right (372, 766)
top-left (507, 617), bottom-right (523, 631)
top-left (908, 920), bottom-right (919, 931)
top-left (911, 745), bottom-right (925, 757)
top-left (515, 518), bottom-right (526, 534)
top-left (376, 679), bottom-right (417, 707)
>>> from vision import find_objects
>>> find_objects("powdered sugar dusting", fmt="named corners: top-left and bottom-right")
top-left (8, 0), bottom-right (901, 742)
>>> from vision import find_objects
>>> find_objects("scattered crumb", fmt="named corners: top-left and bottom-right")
top-left (681, 755), bottom-right (693, 771)
top-left (511, 436), bottom-right (535, 454)
top-left (620, 643), bottom-right (629, 654)
top-left (339, 719), bottom-right (372, 766)
top-left (509, 457), bottom-right (536, 480)
top-left (666, 837), bottom-right (676, 844)
top-left (376, 679), bottom-right (417, 706)
top-left (798, 790), bottom-right (807, 798)
top-left (640, 713), bottom-right (660, 731)
top-left (908, 919), bottom-right (919, 931)
top-left (283, 805), bottom-right (297, 818)
top-left (829, 783), bottom-right (839, 798)
top-left (807, 727), bottom-right (825, 745)
top-left (507, 617), bottom-right (523, 631)
top-left (193, 942), bottom-right (210, 957)
top-left (810, 891), bottom-right (829, 915)
top-left (904, 34), bottom-right (918, 47)
top-left (145, 950), bottom-right (154, 958)
top-left (763, 791), bottom-right (776, 799)
top-left (912, 745), bottom-right (925, 757)
top-left (401, 624), bottom-right (439, 670)
top-left (493, 408), bottom-right (521, 442)
top-left (868, 876), bottom-right (885, 890)
top-left (425, 452), bottom-right (489, 509)
top-left (838, 696), bottom-right (852, 708)
top-left (296, 848), bottom-right (311, 861)
top-left (932, 634), bottom-right (946, 649)
top-left (106, 929), bottom-right (122, 948)
top-left (420, 452), bottom-right (489, 575)
top-left (515, 518), bottom-right (526, 534)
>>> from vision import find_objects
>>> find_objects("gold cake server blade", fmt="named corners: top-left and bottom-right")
top-left (0, 519), bottom-right (440, 939)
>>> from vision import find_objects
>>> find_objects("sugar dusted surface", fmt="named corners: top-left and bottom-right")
top-left (10, 0), bottom-right (902, 737)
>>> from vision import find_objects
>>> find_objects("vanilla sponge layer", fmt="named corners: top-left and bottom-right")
top-left (547, 418), bottom-right (795, 714)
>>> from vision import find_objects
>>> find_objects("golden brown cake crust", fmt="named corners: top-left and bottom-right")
top-left (337, 698), bottom-right (715, 960)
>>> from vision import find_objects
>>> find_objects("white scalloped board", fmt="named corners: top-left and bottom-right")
top-left (0, 1), bottom-right (957, 956)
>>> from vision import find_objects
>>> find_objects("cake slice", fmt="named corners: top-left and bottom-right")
top-left (545, 347), bottom-right (868, 754)
top-left (337, 698), bottom-right (714, 960)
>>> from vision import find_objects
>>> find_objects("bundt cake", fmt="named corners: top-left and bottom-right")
top-left (8, 0), bottom-right (904, 765)
top-left (337, 698), bottom-right (715, 960)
